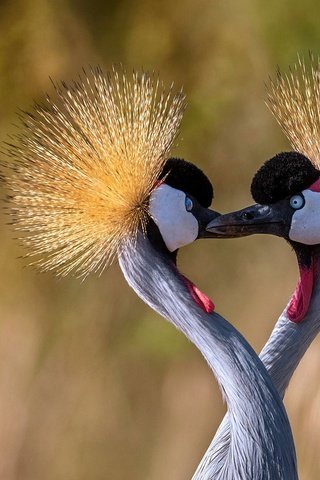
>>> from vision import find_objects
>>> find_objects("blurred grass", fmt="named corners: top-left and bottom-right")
top-left (0, 0), bottom-right (320, 478)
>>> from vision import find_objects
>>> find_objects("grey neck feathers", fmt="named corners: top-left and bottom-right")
top-left (118, 232), bottom-right (297, 479)
top-left (259, 257), bottom-right (320, 397)
top-left (195, 257), bottom-right (320, 479)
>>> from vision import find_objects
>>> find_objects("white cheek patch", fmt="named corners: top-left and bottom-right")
top-left (289, 189), bottom-right (320, 244)
top-left (149, 184), bottom-right (199, 251)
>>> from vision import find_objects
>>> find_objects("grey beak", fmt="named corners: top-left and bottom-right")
top-left (205, 202), bottom-right (290, 239)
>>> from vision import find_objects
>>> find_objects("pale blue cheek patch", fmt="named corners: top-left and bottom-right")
top-left (149, 184), bottom-right (199, 251)
top-left (289, 189), bottom-right (320, 245)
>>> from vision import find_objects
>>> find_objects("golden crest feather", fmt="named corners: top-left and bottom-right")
top-left (4, 67), bottom-right (186, 277)
top-left (266, 54), bottom-right (320, 166)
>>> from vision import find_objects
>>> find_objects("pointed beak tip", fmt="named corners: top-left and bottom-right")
top-left (206, 222), bottom-right (216, 232)
top-left (205, 217), bottom-right (223, 232)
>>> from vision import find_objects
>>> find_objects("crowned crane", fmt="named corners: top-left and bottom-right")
top-left (3, 68), bottom-right (297, 478)
top-left (198, 56), bottom-right (320, 478)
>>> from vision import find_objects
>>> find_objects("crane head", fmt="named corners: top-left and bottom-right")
top-left (206, 151), bottom-right (320, 245)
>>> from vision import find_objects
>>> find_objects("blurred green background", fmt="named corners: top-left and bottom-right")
top-left (1, 0), bottom-right (320, 479)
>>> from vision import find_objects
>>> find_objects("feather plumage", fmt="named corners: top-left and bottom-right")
top-left (266, 54), bottom-right (320, 167)
top-left (3, 67), bottom-right (185, 276)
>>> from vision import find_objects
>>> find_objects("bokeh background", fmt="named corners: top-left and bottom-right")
top-left (1, 0), bottom-right (320, 479)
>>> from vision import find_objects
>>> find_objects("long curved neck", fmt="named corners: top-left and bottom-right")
top-left (260, 255), bottom-right (320, 397)
top-left (194, 254), bottom-right (320, 478)
top-left (119, 233), bottom-right (297, 479)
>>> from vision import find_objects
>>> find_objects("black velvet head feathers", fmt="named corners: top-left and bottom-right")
top-left (160, 158), bottom-right (213, 208)
top-left (251, 152), bottom-right (320, 204)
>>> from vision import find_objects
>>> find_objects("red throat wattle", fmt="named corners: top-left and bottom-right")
top-left (287, 176), bottom-right (320, 323)
top-left (287, 257), bottom-right (317, 323)
top-left (181, 275), bottom-right (215, 314)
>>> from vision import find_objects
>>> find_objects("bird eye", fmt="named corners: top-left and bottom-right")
top-left (289, 194), bottom-right (305, 210)
top-left (185, 196), bottom-right (193, 212)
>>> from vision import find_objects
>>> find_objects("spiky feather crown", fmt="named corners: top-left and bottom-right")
top-left (266, 54), bottom-right (320, 167)
top-left (4, 67), bottom-right (185, 277)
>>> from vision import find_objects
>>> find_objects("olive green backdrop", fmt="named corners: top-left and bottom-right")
top-left (0, 1), bottom-right (320, 479)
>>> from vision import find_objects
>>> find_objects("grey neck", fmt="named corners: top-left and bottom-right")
top-left (118, 233), bottom-right (297, 479)
top-left (194, 255), bottom-right (320, 478)
top-left (259, 255), bottom-right (320, 397)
